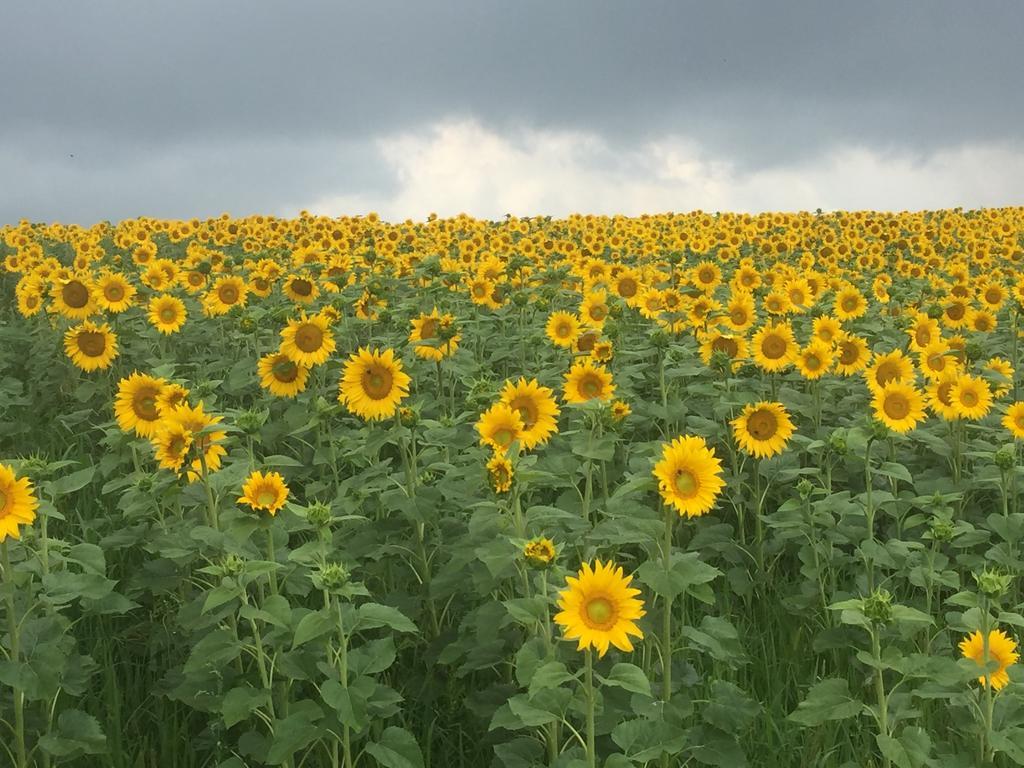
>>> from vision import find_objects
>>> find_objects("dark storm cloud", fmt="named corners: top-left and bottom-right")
top-left (2, 0), bottom-right (1022, 223)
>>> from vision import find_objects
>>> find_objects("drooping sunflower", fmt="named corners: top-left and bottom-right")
top-left (239, 470), bottom-right (290, 515)
top-left (872, 381), bottom-right (926, 434)
top-left (258, 350), bottom-right (310, 398)
top-left (0, 463), bottom-right (39, 542)
top-left (282, 274), bottom-right (320, 304)
top-left (554, 560), bottom-right (646, 657)
top-left (487, 454), bottom-right (514, 493)
top-left (563, 359), bottom-right (615, 404)
top-left (1004, 402), bottom-right (1024, 439)
top-left (652, 435), bottom-right (725, 517)
top-left (96, 272), bottom-right (137, 313)
top-left (64, 321), bottom-right (119, 371)
top-left (280, 312), bottom-right (336, 366)
top-left (476, 403), bottom-right (525, 454)
top-left (409, 309), bottom-right (460, 361)
top-left (751, 322), bottom-right (797, 373)
top-left (545, 311), bottom-right (582, 348)
top-left (950, 374), bottom-right (993, 420)
top-left (338, 347), bottom-right (411, 421)
top-left (500, 378), bottom-right (560, 450)
top-left (161, 402), bottom-right (228, 481)
top-left (960, 629), bottom-right (1019, 690)
top-left (51, 275), bottom-right (97, 320)
top-left (732, 401), bottom-right (796, 459)
top-left (148, 294), bottom-right (187, 334)
top-left (115, 372), bottom-right (168, 437)
top-left (151, 421), bottom-right (193, 473)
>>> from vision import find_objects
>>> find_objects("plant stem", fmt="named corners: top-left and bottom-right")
top-left (871, 625), bottom-right (890, 768)
top-left (2, 540), bottom-right (28, 768)
top-left (584, 648), bottom-right (596, 768)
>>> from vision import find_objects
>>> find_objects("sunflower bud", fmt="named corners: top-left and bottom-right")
top-left (863, 588), bottom-right (893, 625)
top-left (306, 501), bottom-right (332, 531)
top-left (316, 562), bottom-right (350, 592)
top-left (928, 515), bottom-right (956, 543)
top-left (400, 407), bottom-right (418, 428)
top-left (650, 328), bottom-right (671, 349)
top-left (871, 419), bottom-right (891, 440)
top-left (237, 408), bottom-right (268, 436)
top-left (221, 553), bottom-right (245, 578)
top-left (523, 537), bottom-right (557, 569)
top-left (238, 315), bottom-right (256, 333)
top-left (828, 429), bottom-right (848, 456)
top-left (976, 569), bottom-right (1012, 601)
top-left (797, 478), bottom-right (814, 499)
top-left (994, 445), bottom-right (1016, 471)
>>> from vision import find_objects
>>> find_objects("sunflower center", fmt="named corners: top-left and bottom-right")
top-left (762, 334), bottom-right (787, 359)
top-left (947, 303), bottom-right (965, 320)
top-left (63, 280), bottom-right (89, 308)
top-left (731, 309), bottom-right (747, 325)
top-left (493, 428), bottom-right (515, 448)
top-left (169, 436), bottom-right (187, 455)
top-left (160, 307), bottom-right (177, 322)
top-left (362, 366), bottom-right (394, 400)
top-left (134, 392), bottom-right (160, 420)
top-left (747, 409), bottom-right (778, 440)
top-left (936, 381), bottom-right (954, 406)
top-left (915, 327), bottom-right (931, 346)
top-left (472, 283), bottom-right (487, 297)
top-left (26, 295), bottom-right (39, 309)
top-left (618, 278), bottom-right (637, 298)
top-left (0, 488), bottom-right (8, 512)
top-left (673, 469), bottom-right (698, 496)
top-left (960, 389), bottom-right (979, 407)
top-left (219, 284), bottom-right (239, 304)
top-left (986, 288), bottom-right (1001, 304)
top-left (77, 331), bottom-right (107, 357)
top-left (511, 399), bottom-right (538, 428)
top-left (699, 269), bottom-right (714, 284)
top-left (105, 284), bottom-right (125, 302)
top-left (883, 393), bottom-right (910, 420)
top-left (589, 304), bottom-right (607, 321)
top-left (294, 324), bottom-right (324, 352)
top-left (291, 279), bottom-right (312, 296)
top-left (584, 597), bottom-right (615, 628)
top-left (839, 342), bottom-right (858, 365)
top-left (927, 354), bottom-right (946, 371)
top-left (257, 489), bottom-right (278, 507)
top-left (712, 337), bottom-right (738, 357)
top-left (273, 359), bottom-right (299, 383)
top-left (580, 375), bottom-right (601, 398)
top-left (189, 272), bottom-right (204, 286)
top-left (804, 354), bottom-right (821, 371)
top-left (556, 322), bottom-right (572, 338)
top-left (841, 296), bottom-right (858, 312)
top-left (419, 318), bottom-right (437, 339)
top-left (876, 361), bottom-right (900, 386)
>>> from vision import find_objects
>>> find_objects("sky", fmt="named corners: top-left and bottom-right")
top-left (2, 0), bottom-right (1022, 224)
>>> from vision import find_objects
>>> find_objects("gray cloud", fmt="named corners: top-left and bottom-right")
top-left (3, 1), bottom-right (1022, 223)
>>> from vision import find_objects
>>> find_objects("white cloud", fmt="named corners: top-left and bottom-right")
top-left (299, 118), bottom-right (1024, 220)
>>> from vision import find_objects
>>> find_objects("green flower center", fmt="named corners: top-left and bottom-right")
top-left (585, 597), bottom-right (613, 626)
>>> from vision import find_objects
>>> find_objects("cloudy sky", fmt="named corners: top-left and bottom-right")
top-left (3, 1), bottom-right (1022, 224)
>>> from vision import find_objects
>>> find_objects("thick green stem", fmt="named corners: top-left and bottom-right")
top-left (871, 626), bottom-right (890, 768)
top-left (864, 437), bottom-right (876, 592)
top-left (3, 541), bottom-right (28, 768)
top-left (584, 648), bottom-right (596, 768)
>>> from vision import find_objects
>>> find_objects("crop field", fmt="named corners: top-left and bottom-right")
top-left (2, 208), bottom-right (1024, 768)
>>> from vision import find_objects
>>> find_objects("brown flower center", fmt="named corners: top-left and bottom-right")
top-left (839, 341), bottom-right (859, 365)
top-left (294, 324), bottom-right (323, 353)
top-left (883, 393), bottom-right (910, 420)
top-left (160, 307), bottom-right (177, 322)
top-left (617, 277), bottom-right (637, 298)
top-left (960, 389), bottom-right (979, 407)
top-left (762, 333), bottom-right (787, 360)
top-left (579, 374), bottom-right (602, 399)
top-left (218, 284), bottom-right (240, 304)
top-left (362, 365), bottom-right (393, 400)
top-left (272, 358), bottom-right (299, 383)
top-left (291, 279), bottom-right (313, 296)
top-left (63, 280), bottom-right (89, 309)
top-left (105, 284), bottom-right (125, 302)
top-left (77, 331), bottom-right (107, 357)
top-left (133, 391), bottom-right (160, 420)
top-left (747, 409), bottom-right (778, 440)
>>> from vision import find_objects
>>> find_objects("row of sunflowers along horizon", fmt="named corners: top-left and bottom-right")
top-left (1, 207), bottom-right (1024, 767)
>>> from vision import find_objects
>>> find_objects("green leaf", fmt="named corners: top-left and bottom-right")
top-left (638, 551), bottom-right (721, 600)
top-left (598, 663), bottom-right (652, 697)
top-left (365, 726), bottom-right (425, 768)
top-left (265, 710), bottom-right (323, 765)
top-left (611, 719), bottom-right (686, 762)
top-left (876, 727), bottom-right (931, 768)
top-left (703, 680), bottom-right (760, 732)
top-left (788, 679), bottom-right (864, 726)
top-left (321, 679), bottom-right (369, 729)
top-left (38, 709), bottom-right (106, 757)
top-left (292, 609), bottom-right (335, 648)
top-left (876, 462), bottom-right (914, 485)
top-left (49, 466), bottom-right (96, 496)
top-left (356, 603), bottom-right (418, 634)
top-left (221, 686), bottom-right (270, 728)
top-left (528, 661), bottom-right (576, 694)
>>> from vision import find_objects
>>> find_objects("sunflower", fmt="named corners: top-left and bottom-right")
top-left (283, 274), bottom-right (320, 304)
top-left (148, 294), bottom-right (187, 334)
top-left (927, 371), bottom-right (962, 421)
top-left (725, 291), bottom-right (756, 332)
top-left (653, 435), bottom-right (725, 517)
top-left (161, 402), bottom-right (228, 481)
top-left (16, 283), bottom-right (44, 317)
top-left (205, 275), bottom-right (248, 316)
top-left (157, 383), bottom-right (190, 413)
top-left (151, 421), bottom-right (193, 474)
top-left (338, 347), bottom-right (411, 421)
top-left (239, 470), bottom-right (290, 515)
top-left (984, 358), bottom-right (1015, 398)
top-left (1004, 403), bottom-right (1024, 439)
top-left (115, 373), bottom-right (168, 437)
top-left (477, 403), bottom-right (525, 454)
top-left (563, 359), bottom-right (615, 404)
top-left (865, 350), bottom-right (915, 394)
top-left (968, 308), bottom-right (997, 334)
top-left (64, 321), bottom-right (119, 371)
top-left (580, 290), bottom-right (610, 329)
top-left (258, 351), bottom-right (310, 398)
top-left (917, 340), bottom-right (959, 381)
top-left (409, 309), bottom-right (460, 361)
top-left (611, 400), bottom-right (632, 422)
top-left (796, 340), bottom-right (834, 380)
top-left (51, 275), bottom-right (97, 319)
top-left (0, 463), bottom-right (39, 542)
top-left (500, 378), bottom-right (560, 450)
top-left (950, 374), bottom-right (993, 420)
top-left (545, 311), bottom-right (582, 348)
top-left (698, 331), bottom-right (748, 371)
top-left (554, 560), bottom-right (645, 657)
top-left (96, 273), bottom-right (137, 313)
top-left (751, 322), bottom-right (797, 373)
top-left (280, 312), bottom-right (336, 366)
top-left (732, 401), bottom-right (795, 459)
top-left (834, 286), bottom-right (866, 321)
top-left (960, 629), bottom-right (1019, 690)
top-left (812, 315), bottom-right (842, 345)
top-left (834, 333), bottom-right (872, 376)
top-left (907, 314), bottom-right (940, 351)
top-left (613, 269), bottom-right (642, 303)
top-left (487, 454), bottom-right (514, 493)
top-left (872, 381), bottom-right (926, 434)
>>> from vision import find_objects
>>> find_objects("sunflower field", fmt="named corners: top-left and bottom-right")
top-left (2, 208), bottom-right (1024, 768)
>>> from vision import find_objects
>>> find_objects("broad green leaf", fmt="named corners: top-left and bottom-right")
top-left (365, 726), bottom-right (425, 768)
top-left (789, 679), bottom-right (864, 726)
